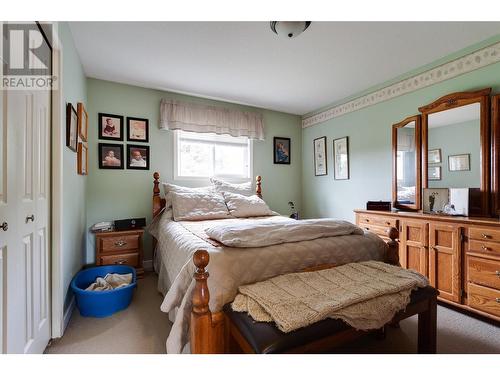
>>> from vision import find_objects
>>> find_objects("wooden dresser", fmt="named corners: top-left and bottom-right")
top-left (355, 209), bottom-right (500, 321)
top-left (95, 229), bottom-right (144, 278)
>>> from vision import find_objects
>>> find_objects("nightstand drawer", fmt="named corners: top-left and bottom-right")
top-left (99, 252), bottom-right (139, 267)
top-left (98, 234), bottom-right (140, 253)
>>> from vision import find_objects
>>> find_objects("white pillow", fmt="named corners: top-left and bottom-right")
top-left (162, 182), bottom-right (215, 208)
top-left (222, 191), bottom-right (274, 218)
top-left (211, 178), bottom-right (253, 196)
top-left (170, 191), bottom-right (231, 221)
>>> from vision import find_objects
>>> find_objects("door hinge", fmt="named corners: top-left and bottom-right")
top-left (460, 290), bottom-right (467, 299)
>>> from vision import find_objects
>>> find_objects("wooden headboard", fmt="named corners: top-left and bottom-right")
top-left (152, 172), bottom-right (262, 219)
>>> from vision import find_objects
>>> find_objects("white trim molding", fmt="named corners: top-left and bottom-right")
top-left (302, 41), bottom-right (500, 128)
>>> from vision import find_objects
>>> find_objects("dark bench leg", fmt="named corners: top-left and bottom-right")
top-left (417, 297), bottom-right (437, 354)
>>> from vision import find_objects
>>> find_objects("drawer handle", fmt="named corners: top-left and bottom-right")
top-left (365, 219), bottom-right (369, 222)
top-left (496, 298), bottom-right (500, 303)
top-left (114, 240), bottom-right (127, 247)
top-left (365, 227), bottom-right (370, 231)
top-left (386, 222), bottom-right (391, 226)
top-left (481, 245), bottom-right (491, 251)
top-left (114, 259), bottom-right (126, 265)
top-left (496, 270), bottom-right (500, 277)
top-left (481, 233), bottom-right (491, 239)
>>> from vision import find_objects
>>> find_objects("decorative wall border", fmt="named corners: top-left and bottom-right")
top-left (302, 41), bottom-right (500, 128)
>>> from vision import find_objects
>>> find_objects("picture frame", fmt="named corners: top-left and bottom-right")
top-left (428, 166), bottom-right (441, 181)
top-left (313, 136), bottom-right (327, 176)
top-left (127, 117), bottom-right (149, 143)
top-left (428, 149), bottom-right (441, 164)
top-left (77, 102), bottom-right (88, 142)
top-left (448, 154), bottom-right (470, 172)
top-left (423, 188), bottom-right (449, 214)
top-left (98, 143), bottom-right (124, 169)
top-left (77, 142), bottom-right (88, 175)
top-left (333, 136), bottom-right (349, 180)
top-left (127, 144), bottom-right (150, 170)
top-left (66, 103), bottom-right (78, 152)
top-left (98, 113), bottom-right (124, 141)
top-left (273, 137), bottom-right (291, 164)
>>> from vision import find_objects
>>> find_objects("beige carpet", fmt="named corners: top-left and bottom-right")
top-left (46, 272), bottom-right (499, 354)
top-left (45, 272), bottom-right (171, 354)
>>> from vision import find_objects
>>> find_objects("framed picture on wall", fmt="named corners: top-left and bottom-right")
top-left (98, 143), bottom-right (124, 169)
top-left (127, 144), bottom-right (150, 170)
top-left (77, 102), bottom-right (88, 142)
top-left (428, 149), bottom-right (441, 164)
top-left (273, 137), bottom-right (291, 164)
top-left (333, 136), bottom-right (349, 180)
top-left (98, 113), bottom-right (124, 141)
top-left (127, 117), bottom-right (149, 142)
top-left (66, 103), bottom-right (78, 152)
top-left (77, 142), bottom-right (88, 175)
top-left (448, 154), bottom-right (470, 171)
top-left (313, 136), bottom-right (327, 176)
top-left (428, 166), bottom-right (441, 180)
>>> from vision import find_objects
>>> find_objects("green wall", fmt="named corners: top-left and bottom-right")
top-left (428, 120), bottom-right (480, 188)
top-left (58, 23), bottom-right (88, 312)
top-left (302, 61), bottom-right (500, 222)
top-left (86, 79), bottom-right (302, 262)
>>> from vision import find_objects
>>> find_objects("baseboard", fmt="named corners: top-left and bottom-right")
top-left (63, 296), bottom-right (75, 333)
top-left (143, 259), bottom-right (153, 271)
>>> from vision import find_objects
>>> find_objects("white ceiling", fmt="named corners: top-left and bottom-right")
top-left (69, 22), bottom-right (500, 115)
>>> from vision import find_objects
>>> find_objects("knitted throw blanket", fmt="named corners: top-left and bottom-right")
top-left (231, 261), bottom-right (428, 333)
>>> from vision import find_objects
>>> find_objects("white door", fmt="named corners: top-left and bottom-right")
top-left (0, 22), bottom-right (51, 354)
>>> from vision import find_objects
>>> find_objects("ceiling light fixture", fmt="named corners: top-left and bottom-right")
top-left (270, 21), bottom-right (311, 39)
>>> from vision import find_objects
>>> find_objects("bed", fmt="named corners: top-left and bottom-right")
top-left (149, 172), bottom-right (400, 353)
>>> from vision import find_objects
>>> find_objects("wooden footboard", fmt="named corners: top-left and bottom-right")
top-left (190, 226), bottom-right (400, 354)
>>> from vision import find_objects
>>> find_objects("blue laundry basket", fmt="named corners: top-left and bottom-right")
top-left (71, 265), bottom-right (137, 318)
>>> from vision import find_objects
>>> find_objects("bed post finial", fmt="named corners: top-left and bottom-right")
top-left (153, 172), bottom-right (160, 197)
top-left (191, 249), bottom-right (214, 353)
top-left (256, 175), bottom-right (262, 198)
top-left (386, 227), bottom-right (400, 266)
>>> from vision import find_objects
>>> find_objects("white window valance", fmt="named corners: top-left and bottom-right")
top-left (160, 99), bottom-right (265, 140)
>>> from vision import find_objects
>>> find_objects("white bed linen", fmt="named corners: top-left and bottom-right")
top-left (149, 211), bottom-right (387, 353)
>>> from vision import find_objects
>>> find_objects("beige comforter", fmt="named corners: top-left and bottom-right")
top-left (149, 211), bottom-right (387, 353)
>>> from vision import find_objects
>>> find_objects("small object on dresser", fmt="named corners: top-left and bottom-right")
top-left (114, 217), bottom-right (146, 231)
top-left (366, 201), bottom-right (392, 211)
top-left (91, 221), bottom-right (113, 233)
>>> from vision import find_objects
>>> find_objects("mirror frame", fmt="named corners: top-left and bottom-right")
top-left (392, 115), bottom-right (422, 211)
top-left (419, 88), bottom-right (492, 216)
top-left (492, 94), bottom-right (500, 216)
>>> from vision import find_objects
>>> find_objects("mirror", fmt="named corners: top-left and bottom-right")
top-left (420, 88), bottom-right (491, 216)
top-left (392, 115), bottom-right (421, 210)
top-left (426, 103), bottom-right (480, 189)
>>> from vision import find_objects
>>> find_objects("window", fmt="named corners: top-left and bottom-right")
top-left (174, 130), bottom-right (252, 180)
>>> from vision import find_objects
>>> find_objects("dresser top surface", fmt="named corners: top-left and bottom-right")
top-left (355, 209), bottom-right (500, 226)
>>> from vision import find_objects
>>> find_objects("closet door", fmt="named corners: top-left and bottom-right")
top-left (1, 22), bottom-right (51, 354)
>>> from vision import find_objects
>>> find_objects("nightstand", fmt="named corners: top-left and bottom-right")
top-left (95, 228), bottom-right (144, 278)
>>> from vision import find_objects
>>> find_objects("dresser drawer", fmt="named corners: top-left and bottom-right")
top-left (357, 214), bottom-right (397, 228)
top-left (360, 223), bottom-right (392, 238)
top-left (98, 234), bottom-right (140, 253)
top-left (99, 252), bottom-right (139, 267)
top-left (469, 227), bottom-right (500, 242)
top-left (468, 239), bottom-right (500, 257)
top-left (468, 256), bottom-right (500, 290)
top-left (467, 283), bottom-right (500, 317)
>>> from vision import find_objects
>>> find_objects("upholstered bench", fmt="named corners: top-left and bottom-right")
top-left (223, 286), bottom-right (438, 354)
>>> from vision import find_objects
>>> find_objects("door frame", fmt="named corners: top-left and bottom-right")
top-left (49, 23), bottom-right (65, 338)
